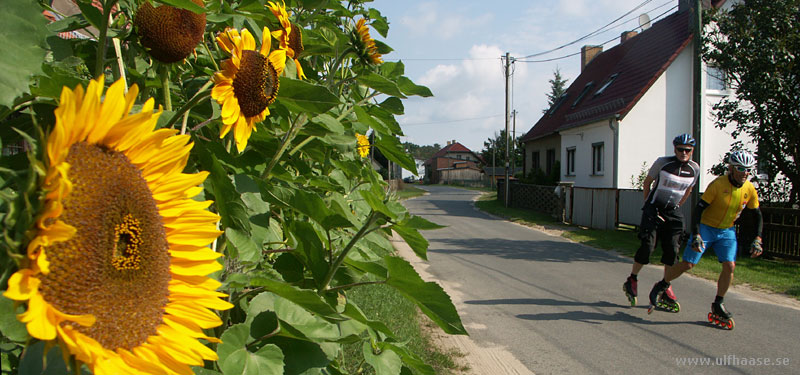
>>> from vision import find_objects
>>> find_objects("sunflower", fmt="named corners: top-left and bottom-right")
top-left (353, 18), bottom-right (383, 65)
top-left (267, 1), bottom-right (306, 79)
top-left (356, 133), bottom-right (370, 158)
top-left (212, 27), bottom-right (286, 152)
top-left (134, 0), bottom-right (206, 63)
top-left (3, 78), bottom-right (231, 375)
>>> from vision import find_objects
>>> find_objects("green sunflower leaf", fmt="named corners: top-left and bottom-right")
top-left (356, 72), bottom-right (406, 98)
top-left (154, 0), bottom-right (206, 14)
top-left (0, 0), bottom-right (48, 107)
top-left (380, 342), bottom-right (436, 375)
top-left (379, 97), bottom-right (404, 115)
top-left (384, 256), bottom-right (466, 335)
top-left (277, 78), bottom-right (340, 114)
top-left (362, 341), bottom-right (402, 375)
top-left (373, 134), bottom-right (417, 173)
top-left (218, 324), bottom-right (285, 375)
top-left (391, 225), bottom-right (428, 260)
top-left (397, 76), bottom-right (434, 98)
top-left (0, 296), bottom-right (27, 342)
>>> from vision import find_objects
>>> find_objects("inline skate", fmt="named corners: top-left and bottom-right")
top-left (708, 302), bottom-right (734, 330)
top-left (623, 276), bottom-right (637, 306)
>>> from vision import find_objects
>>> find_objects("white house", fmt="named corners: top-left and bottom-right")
top-left (522, 0), bottom-right (750, 192)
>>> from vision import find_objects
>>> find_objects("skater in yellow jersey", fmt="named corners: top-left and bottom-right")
top-left (649, 150), bottom-right (764, 330)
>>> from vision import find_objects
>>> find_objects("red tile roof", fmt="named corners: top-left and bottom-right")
top-left (425, 142), bottom-right (484, 164)
top-left (521, 10), bottom-right (691, 142)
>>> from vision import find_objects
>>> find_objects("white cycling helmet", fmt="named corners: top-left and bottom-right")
top-left (728, 150), bottom-right (756, 168)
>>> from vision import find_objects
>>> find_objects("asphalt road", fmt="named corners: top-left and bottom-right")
top-left (401, 185), bottom-right (800, 375)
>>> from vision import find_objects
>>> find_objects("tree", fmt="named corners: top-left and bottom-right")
top-left (703, 0), bottom-right (799, 204)
top-left (480, 130), bottom-right (523, 169)
top-left (402, 141), bottom-right (441, 160)
top-left (543, 68), bottom-right (569, 113)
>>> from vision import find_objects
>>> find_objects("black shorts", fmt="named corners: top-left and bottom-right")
top-left (634, 204), bottom-right (685, 266)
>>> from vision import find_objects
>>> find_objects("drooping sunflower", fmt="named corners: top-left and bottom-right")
top-left (3, 78), bottom-right (231, 375)
top-left (134, 0), bottom-right (206, 63)
top-left (212, 27), bottom-right (286, 152)
top-left (353, 18), bottom-right (383, 65)
top-left (356, 133), bottom-right (370, 158)
top-left (267, 1), bottom-right (306, 79)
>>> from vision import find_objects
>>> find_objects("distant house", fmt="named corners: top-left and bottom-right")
top-left (424, 140), bottom-right (484, 184)
top-left (521, 0), bottom-right (746, 191)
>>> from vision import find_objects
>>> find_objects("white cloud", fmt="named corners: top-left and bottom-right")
top-left (399, 1), bottom-right (493, 40)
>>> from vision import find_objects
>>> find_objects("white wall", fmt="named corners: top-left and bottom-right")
top-left (559, 121), bottom-right (614, 188)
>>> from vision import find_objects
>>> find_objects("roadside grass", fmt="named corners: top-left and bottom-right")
top-left (474, 191), bottom-right (800, 300)
top-left (395, 185), bottom-right (427, 200)
top-left (340, 186), bottom-right (465, 374)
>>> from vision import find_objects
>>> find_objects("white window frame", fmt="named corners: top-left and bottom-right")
top-left (591, 142), bottom-right (604, 175)
top-left (566, 147), bottom-right (576, 176)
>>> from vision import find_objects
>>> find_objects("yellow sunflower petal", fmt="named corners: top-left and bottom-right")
top-left (19, 293), bottom-right (57, 340)
top-left (3, 270), bottom-right (40, 301)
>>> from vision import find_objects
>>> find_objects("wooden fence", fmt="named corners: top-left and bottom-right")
top-left (502, 182), bottom-right (800, 260)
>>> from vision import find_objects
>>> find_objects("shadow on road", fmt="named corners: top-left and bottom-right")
top-left (465, 298), bottom-right (619, 308)
top-left (430, 238), bottom-right (628, 264)
top-left (516, 310), bottom-right (707, 327)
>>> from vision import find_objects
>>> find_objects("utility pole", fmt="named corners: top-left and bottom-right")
top-left (491, 136), bottom-right (496, 189)
top-left (503, 52), bottom-right (511, 207)
top-left (691, 0), bottom-right (703, 211)
top-left (511, 109), bottom-right (517, 174)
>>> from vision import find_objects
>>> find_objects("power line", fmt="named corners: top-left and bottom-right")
top-left (400, 114), bottom-right (504, 127)
top-left (382, 57), bottom-right (500, 62)
top-left (516, 0), bottom-right (672, 60)
top-left (514, 5), bottom-right (678, 64)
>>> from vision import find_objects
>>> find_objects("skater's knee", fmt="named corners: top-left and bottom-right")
top-left (722, 261), bottom-right (735, 273)
top-left (682, 261), bottom-right (695, 271)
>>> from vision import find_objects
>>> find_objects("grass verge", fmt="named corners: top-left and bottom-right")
top-left (475, 191), bottom-right (800, 300)
top-left (395, 185), bottom-right (427, 200)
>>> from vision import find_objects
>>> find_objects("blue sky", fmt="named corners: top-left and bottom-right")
top-left (369, 0), bottom-right (682, 153)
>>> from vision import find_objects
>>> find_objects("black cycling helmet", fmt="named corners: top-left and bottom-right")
top-left (672, 133), bottom-right (696, 147)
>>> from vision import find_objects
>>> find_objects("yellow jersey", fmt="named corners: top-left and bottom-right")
top-left (700, 175), bottom-right (759, 229)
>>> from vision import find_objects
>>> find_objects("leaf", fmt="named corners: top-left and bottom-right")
top-left (397, 76), bottom-right (434, 98)
top-left (374, 135), bottom-right (417, 173)
top-left (398, 216), bottom-right (445, 230)
top-left (249, 277), bottom-right (341, 320)
top-left (354, 105), bottom-right (391, 135)
top-left (311, 113), bottom-right (345, 134)
top-left (290, 190), bottom-right (352, 230)
top-left (381, 342), bottom-right (435, 375)
top-left (356, 72), bottom-right (406, 98)
top-left (363, 341), bottom-right (402, 375)
top-left (379, 97), bottom-right (404, 115)
top-left (289, 221), bottom-right (328, 287)
top-left (156, 0), bottom-right (206, 14)
top-left (18, 341), bottom-right (68, 375)
top-left (341, 302), bottom-right (394, 338)
top-left (225, 228), bottom-right (260, 263)
top-left (384, 256), bottom-right (466, 335)
top-left (0, 295), bottom-right (28, 342)
top-left (76, 1), bottom-right (104, 29)
top-left (392, 225), bottom-right (428, 260)
top-left (0, 0), bottom-right (48, 107)
top-left (218, 325), bottom-right (284, 375)
top-left (197, 147), bottom-right (251, 231)
top-left (359, 190), bottom-right (396, 220)
top-left (277, 78), bottom-right (340, 114)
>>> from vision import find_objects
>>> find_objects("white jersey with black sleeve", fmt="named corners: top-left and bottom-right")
top-left (645, 156), bottom-right (700, 210)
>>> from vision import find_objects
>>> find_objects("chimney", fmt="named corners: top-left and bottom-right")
top-left (452, 139), bottom-right (456, 145)
top-left (581, 45), bottom-right (603, 71)
top-left (620, 31), bottom-right (638, 44)
top-left (446, 140), bottom-right (451, 145)
top-left (680, 0), bottom-right (712, 12)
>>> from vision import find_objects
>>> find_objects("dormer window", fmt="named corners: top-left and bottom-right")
top-left (572, 82), bottom-right (594, 108)
top-left (594, 73), bottom-right (619, 96)
top-left (548, 93), bottom-right (569, 115)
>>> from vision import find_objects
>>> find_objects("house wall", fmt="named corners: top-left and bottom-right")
top-left (523, 134), bottom-right (561, 175)
top-left (559, 121), bottom-right (615, 188)
top-left (447, 152), bottom-right (479, 162)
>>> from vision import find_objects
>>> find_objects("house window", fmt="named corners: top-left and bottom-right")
top-left (547, 93), bottom-right (569, 115)
top-left (572, 82), bottom-right (594, 108)
top-left (592, 142), bottom-right (604, 175)
top-left (546, 149), bottom-right (555, 175)
top-left (532, 151), bottom-right (540, 171)
top-left (707, 65), bottom-right (728, 91)
top-left (594, 73), bottom-right (619, 96)
top-left (566, 147), bottom-right (576, 176)
top-left (457, 154), bottom-right (462, 159)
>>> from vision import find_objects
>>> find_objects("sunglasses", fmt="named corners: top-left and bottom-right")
top-left (734, 166), bottom-right (753, 173)
top-left (676, 147), bottom-right (693, 153)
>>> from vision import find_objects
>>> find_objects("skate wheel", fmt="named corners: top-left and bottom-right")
top-left (726, 320), bottom-right (734, 330)
top-left (673, 302), bottom-right (681, 313)
top-left (708, 312), bottom-right (714, 323)
top-left (631, 297), bottom-right (637, 307)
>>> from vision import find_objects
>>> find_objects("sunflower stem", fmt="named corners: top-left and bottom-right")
top-left (160, 65), bottom-right (172, 111)
top-left (202, 34), bottom-right (220, 72)
top-left (261, 113), bottom-right (308, 180)
top-left (287, 135), bottom-right (317, 156)
top-left (325, 280), bottom-right (386, 293)
top-left (319, 211), bottom-right (378, 294)
top-left (165, 80), bottom-right (213, 129)
top-left (93, 0), bottom-right (117, 78)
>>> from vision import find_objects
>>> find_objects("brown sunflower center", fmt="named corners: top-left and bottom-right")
top-left (37, 142), bottom-right (170, 351)
top-left (134, 0), bottom-right (206, 63)
top-left (232, 50), bottom-right (279, 118)
top-left (289, 24), bottom-right (304, 57)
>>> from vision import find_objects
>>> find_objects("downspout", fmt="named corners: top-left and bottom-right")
top-left (609, 115), bottom-right (620, 189)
